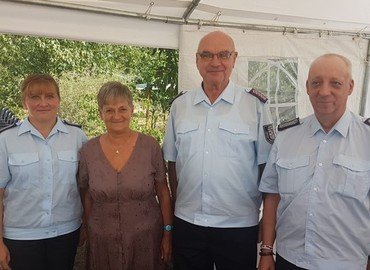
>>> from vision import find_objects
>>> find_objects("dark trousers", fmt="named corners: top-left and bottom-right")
top-left (4, 228), bottom-right (80, 270)
top-left (173, 217), bottom-right (258, 270)
top-left (276, 253), bottom-right (308, 270)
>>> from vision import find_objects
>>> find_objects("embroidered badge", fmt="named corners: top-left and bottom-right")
top-left (263, 124), bottom-right (276, 144)
top-left (277, 118), bottom-right (300, 131)
top-left (248, 89), bottom-right (268, 103)
top-left (365, 118), bottom-right (370, 126)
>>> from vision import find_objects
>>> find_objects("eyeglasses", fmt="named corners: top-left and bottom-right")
top-left (197, 51), bottom-right (236, 61)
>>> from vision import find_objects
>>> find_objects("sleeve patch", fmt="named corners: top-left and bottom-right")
top-left (248, 88), bottom-right (268, 103)
top-left (263, 124), bottom-right (276, 144)
top-left (278, 118), bottom-right (300, 131)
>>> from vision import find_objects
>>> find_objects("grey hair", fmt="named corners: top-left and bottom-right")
top-left (97, 81), bottom-right (133, 109)
top-left (312, 53), bottom-right (353, 79)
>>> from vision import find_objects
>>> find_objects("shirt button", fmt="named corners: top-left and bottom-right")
top-left (309, 213), bottom-right (314, 217)
top-left (323, 140), bottom-right (327, 143)
top-left (313, 187), bottom-right (318, 192)
top-left (205, 151), bottom-right (209, 154)
top-left (207, 128), bottom-right (211, 132)
top-left (318, 162), bottom-right (323, 166)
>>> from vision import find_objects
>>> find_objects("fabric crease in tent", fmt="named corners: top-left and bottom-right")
top-left (1, 0), bottom-right (370, 117)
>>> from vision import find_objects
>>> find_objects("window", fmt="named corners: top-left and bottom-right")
top-left (247, 58), bottom-right (298, 125)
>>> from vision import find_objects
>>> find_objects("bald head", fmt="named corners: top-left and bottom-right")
top-left (197, 31), bottom-right (236, 53)
top-left (309, 53), bottom-right (353, 80)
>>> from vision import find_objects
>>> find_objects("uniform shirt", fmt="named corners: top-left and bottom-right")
top-left (0, 117), bottom-right (87, 240)
top-left (259, 111), bottom-right (370, 270)
top-left (163, 81), bottom-right (273, 227)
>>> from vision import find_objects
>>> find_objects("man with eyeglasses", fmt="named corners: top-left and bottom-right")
top-left (163, 31), bottom-right (274, 270)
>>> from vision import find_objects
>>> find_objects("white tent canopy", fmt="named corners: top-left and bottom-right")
top-left (1, 0), bottom-right (370, 117)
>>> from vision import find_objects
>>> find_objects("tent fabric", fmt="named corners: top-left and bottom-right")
top-left (0, 1), bottom-right (180, 49)
top-left (1, 1), bottom-right (370, 116)
top-left (178, 25), bottom-right (368, 118)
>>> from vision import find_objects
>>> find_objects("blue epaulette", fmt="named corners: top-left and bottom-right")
top-left (0, 122), bottom-right (18, 133)
top-left (364, 118), bottom-right (370, 126)
top-left (248, 88), bottom-right (268, 103)
top-left (62, 120), bottom-right (82, 129)
top-left (278, 118), bottom-right (301, 131)
top-left (170, 91), bottom-right (187, 105)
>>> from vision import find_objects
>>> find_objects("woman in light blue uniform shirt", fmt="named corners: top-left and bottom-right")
top-left (0, 74), bottom-right (87, 270)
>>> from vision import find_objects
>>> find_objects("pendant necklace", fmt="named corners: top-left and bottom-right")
top-left (109, 131), bottom-right (132, 155)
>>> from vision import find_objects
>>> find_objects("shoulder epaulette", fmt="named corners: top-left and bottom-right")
top-left (248, 88), bottom-right (268, 103)
top-left (364, 118), bottom-right (370, 126)
top-left (170, 91), bottom-right (187, 105)
top-left (278, 118), bottom-right (301, 131)
top-left (0, 122), bottom-right (18, 133)
top-left (62, 120), bottom-right (82, 129)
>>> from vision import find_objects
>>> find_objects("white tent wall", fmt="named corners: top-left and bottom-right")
top-left (178, 25), bottom-right (369, 118)
top-left (0, 1), bottom-right (180, 49)
top-left (1, 1), bottom-right (370, 118)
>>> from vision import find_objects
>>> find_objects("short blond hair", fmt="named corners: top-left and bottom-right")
top-left (21, 74), bottom-right (60, 104)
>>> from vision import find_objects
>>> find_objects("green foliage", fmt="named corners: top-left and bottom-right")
top-left (0, 34), bottom-right (179, 141)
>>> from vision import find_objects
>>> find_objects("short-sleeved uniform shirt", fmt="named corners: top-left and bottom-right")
top-left (163, 81), bottom-right (273, 227)
top-left (259, 111), bottom-right (370, 270)
top-left (0, 117), bottom-right (87, 240)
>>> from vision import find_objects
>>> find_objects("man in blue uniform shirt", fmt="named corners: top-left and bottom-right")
top-left (259, 53), bottom-right (370, 270)
top-left (163, 31), bottom-right (274, 270)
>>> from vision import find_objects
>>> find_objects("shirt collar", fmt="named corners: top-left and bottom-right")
top-left (193, 81), bottom-right (235, 105)
top-left (18, 117), bottom-right (69, 137)
top-left (308, 110), bottom-right (351, 138)
top-left (331, 110), bottom-right (351, 138)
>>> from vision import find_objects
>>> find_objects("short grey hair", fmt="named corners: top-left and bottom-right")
top-left (97, 81), bottom-right (133, 109)
top-left (312, 53), bottom-right (353, 79)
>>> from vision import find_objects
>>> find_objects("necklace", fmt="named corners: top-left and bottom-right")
top-left (106, 131), bottom-right (132, 155)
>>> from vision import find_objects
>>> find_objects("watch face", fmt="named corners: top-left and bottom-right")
top-left (164, 225), bottom-right (173, 231)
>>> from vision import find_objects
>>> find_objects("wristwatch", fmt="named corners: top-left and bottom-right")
top-left (163, 224), bottom-right (174, 232)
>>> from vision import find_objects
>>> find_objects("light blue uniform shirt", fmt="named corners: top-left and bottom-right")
top-left (259, 111), bottom-right (370, 270)
top-left (163, 81), bottom-right (273, 227)
top-left (0, 117), bottom-right (87, 240)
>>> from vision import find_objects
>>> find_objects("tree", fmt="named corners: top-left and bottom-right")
top-left (0, 34), bottom-right (179, 140)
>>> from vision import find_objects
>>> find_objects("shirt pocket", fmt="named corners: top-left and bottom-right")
top-left (57, 150), bottom-right (78, 184)
top-left (218, 121), bottom-right (252, 158)
top-left (8, 153), bottom-right (40, 189)
top-left (176, 121), bottom-right (200, 158)
top-left (332, 155), bottom-right (370, 201)
top-left (276, 156), bottom-right (310, 194)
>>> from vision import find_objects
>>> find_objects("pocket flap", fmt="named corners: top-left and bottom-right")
top-left (333, 155), bottom-right (370, 172)
top-left (276, 156), bottom-right (310, 169)
top-left (57, 151), bottom-right (78, 162)
top-left (177, 122), bottom-right (199, 134)
top-left (219, 122), bottom-right (249, 135)
top-left (9, 153), bottom-right (39, 165)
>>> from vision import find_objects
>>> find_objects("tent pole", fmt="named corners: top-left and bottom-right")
top-left (183, 0), bottom-right (201, 22)
top-left (360, 39), bottom-right (370, 116)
